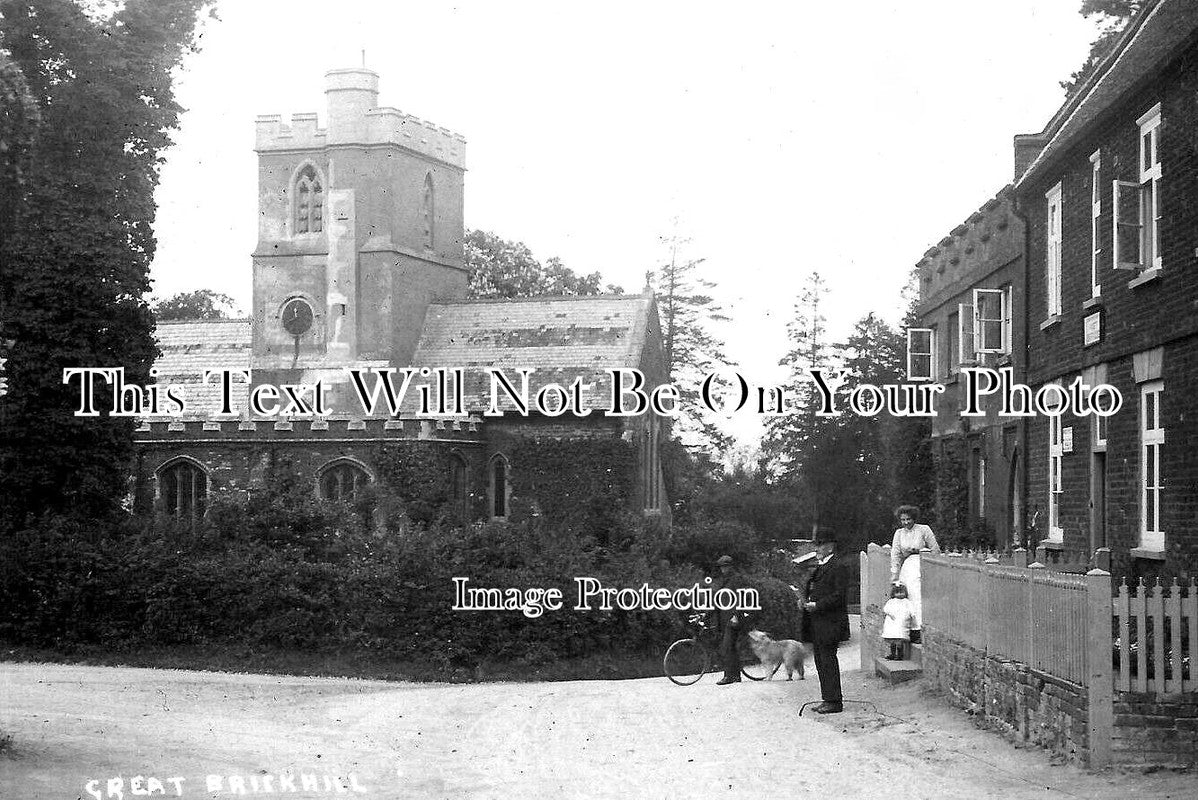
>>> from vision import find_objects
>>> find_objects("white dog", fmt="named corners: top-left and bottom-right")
top-left (746, 629), bottom-right (808, 680)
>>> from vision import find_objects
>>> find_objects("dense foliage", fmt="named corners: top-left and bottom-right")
top-left (0, 0), bottom-right (213, 530)
top-left (151, 289), bottom-right (239, 321)
top-left (1060, 1), bottom-right (1140, 97)
top-left (0, 485), bottom-right (803, 673)
top-left (0, 50), bottom-right (38, 251)
top-left (465, 229), bottom-right (620, 299)
top-left (762, 272), bottom-right (934, 553)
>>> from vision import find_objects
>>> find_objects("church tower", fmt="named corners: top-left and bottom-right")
top-left (250, 68), bottom-right (467, 402)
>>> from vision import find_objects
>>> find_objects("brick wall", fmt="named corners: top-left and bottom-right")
top-left (922, 626), bottom-right (1090, 765)
top-left (1024, 337), bottom-right (1198, 578)
top-left (1018, 40), bottom-right (1198, 577)
top-left (1112, 692), bottom-right (1198, 767)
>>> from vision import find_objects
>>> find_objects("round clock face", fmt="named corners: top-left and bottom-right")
top-left (281, 298), bottom-right (314, 336)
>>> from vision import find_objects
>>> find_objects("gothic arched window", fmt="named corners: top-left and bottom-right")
top-left (318, 459), bottom-right (371, 501)
top-left (158, 458), bottom-right (208, 527)
top-left (489, 454), bottom-right (509, 519)
top-left (295, 165), bottom-right (323, 235)
top-left (421, 173), bottom-right (434, 250)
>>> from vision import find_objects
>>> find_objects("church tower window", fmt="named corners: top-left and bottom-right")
top-left (294, 165), bottom-right (324, 235)
top-left (422, 173), bottom-right (434, 250)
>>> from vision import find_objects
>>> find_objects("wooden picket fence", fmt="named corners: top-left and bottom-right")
top-left (921, 553), bottom-right (1094, 687)
top-left (1114, 577), bottom-right (1197, 693)
top-left (860, 543), bottom-right (1198, 766)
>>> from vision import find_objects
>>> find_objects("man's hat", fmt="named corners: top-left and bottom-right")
top-left (716, 555), bottom-right (734, 566)
top-left (813, 527), bottom-right (837, 545)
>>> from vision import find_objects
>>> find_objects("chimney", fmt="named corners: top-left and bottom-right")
top-left (1013, 133), bottom-right (1049, 181)
top-left (325, 68), bottom-right (379, 143)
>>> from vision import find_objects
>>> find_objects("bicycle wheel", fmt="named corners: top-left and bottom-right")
top-left (663, 638), bottom-right (709, 686)
top-left (738, 639), bottom-right (771, 681)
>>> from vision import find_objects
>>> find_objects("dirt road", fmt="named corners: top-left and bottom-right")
top-left (2, 651), bottom-right (1195, 800)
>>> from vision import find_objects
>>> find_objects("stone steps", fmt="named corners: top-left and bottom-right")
top-left (874, 657), bottom-right (922, 684)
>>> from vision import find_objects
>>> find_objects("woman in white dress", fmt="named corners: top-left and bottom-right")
top-left (889, 505), bottom-right (940, 642)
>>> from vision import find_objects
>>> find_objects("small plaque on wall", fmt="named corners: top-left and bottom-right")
top-left (1063, 427), bottom-right (1074, 453)
top-left (1084, 311), bottom-right (1101, 346)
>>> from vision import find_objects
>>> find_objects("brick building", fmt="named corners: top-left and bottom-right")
top-left (912, 188), bottom-right (1027, 548)
top-left (1014, 0), bottom-right (1198, 577)
top-left (134, 68), bottom-right (670, 526)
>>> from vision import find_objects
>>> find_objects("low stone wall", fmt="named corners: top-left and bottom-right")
top-left (1112, 693), bottom-right (1198, 767)
top-left (922, 626), bottom-right (1089, 765)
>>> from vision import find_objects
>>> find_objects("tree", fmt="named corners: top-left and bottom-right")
top-left (0, 0), bottom-right (214, 529)
top-left (763, 272), bottom-right (833, 488)
top-left (763, 271), bottom-right (933, 549)
top-left (152, 289), bottom-right (239, 321)
top-left (650, 231), bottom-right (732, 455)
top-left (0, 51), bottom-right (38, 253)
top-left (1060, 1), bottom-right (1141, 97)
top-left (465, 229), bottom-right (619, 299)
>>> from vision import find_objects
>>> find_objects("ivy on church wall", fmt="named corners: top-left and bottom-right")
top-left (373, 442), bottom-right (456, 525)
top-left (506, 438), bottom-right (637, 544)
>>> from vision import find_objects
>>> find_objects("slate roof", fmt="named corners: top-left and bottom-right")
top-left (149, 318), bottom-right (251, 419)
top-left (1016, 0), bottom-right (1198, 189)
top-left (141, 294), bottom-right (656, 419)
top-left (410, 293), bottom-right (656, 412)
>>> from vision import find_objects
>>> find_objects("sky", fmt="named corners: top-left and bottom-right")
top-left (149, 0), bottom-right (1102, 445)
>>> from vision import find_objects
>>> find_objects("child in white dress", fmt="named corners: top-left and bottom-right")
top-left (882, 582), bottom-right (916, 660)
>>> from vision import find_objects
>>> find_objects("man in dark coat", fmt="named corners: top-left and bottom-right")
top-left (799, 528), bottom-right (848, 713)
top-left (714, 554), bottom-right (753, 685)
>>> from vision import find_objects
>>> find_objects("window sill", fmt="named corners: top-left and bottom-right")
top-left (1082, 295), bottom-right (1102, 311)
top-left (1039, 315), bottom-right (1062, 331)
top-left (1128, 268), bottom-right (1160, 290)
top-left (1039, 539), bottom-right (1064, 551)
top-left (1130, 547), bottom-right (1166, 561)
top-left (996, 354), bottom-right (1012, 368)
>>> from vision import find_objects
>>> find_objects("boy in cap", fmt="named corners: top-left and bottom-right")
top-left (714, 554), bottom-right (752, 685)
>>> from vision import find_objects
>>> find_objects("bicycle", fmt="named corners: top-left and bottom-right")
top-left (662, 613), bottom-right (769, 685)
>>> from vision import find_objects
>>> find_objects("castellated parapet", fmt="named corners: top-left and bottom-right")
top-left (255, 68), bottom-right (466, 168)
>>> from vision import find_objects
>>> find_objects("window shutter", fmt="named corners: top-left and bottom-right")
top-left (1113, 179), bottom-right (1143, 270)
top-left (958, 303), bottom-right (975, 363)
top-left (1002, 288), bottom-right (1012, 353)
top-left (906, 328), bottom-right (934, 381)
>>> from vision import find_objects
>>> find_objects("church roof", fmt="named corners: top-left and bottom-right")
top-left (142, 293), bottom-right (659, 419)
top-left (150, 318), bottom-right (252, 419)
top-left (411, 293), bottom-right (657, 412)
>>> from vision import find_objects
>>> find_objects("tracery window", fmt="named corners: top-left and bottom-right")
top-left (318, 460), bottom-right (370, 501)
top-left (295, 165), bottom-right (324, 234)
top-left (159, 458), bottom-right (208, 527)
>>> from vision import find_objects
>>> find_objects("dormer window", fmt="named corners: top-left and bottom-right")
top-left (422, 173), bottom-right (434, 250)
top-left (295, 165), bottom-right (323, 234)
